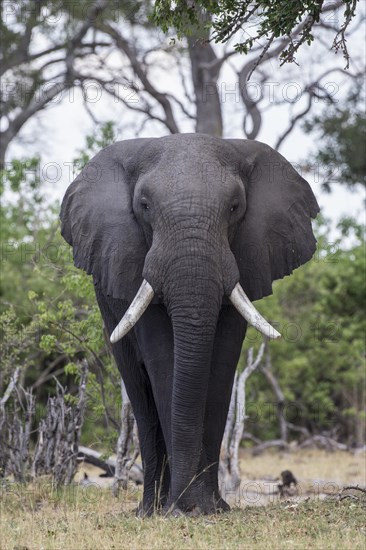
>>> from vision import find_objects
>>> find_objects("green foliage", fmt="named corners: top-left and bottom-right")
top-left (0, 156), bottom-right (64, 318)
top-left (242, 217), bottom-right (365, 445)
top-left (152, 1), bottom-right (358, 63)
top-left (73, 121), bottom-right (118, 168)
top-left (304, 89), bottom-right (366, 192)
top-left (0, 124), bottom-right (121, 448)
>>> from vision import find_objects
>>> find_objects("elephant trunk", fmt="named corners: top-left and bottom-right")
top-left (163, 250), bottom-right (223, 508)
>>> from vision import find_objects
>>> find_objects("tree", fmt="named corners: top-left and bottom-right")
top-left (0, 0), bottom-right (143, 168)
top-left (1, 0), bottom-right (365, 466)
top-left (2, 0), bottom-right (363, 165)
top-left (0, 125), bottom-right (124, 450)
top-left (240, 217), bottom-right (366, 447)
top-left (303, 85), bottom-right (366, 192)
top-left (153, 1), bottom-right (359, 67)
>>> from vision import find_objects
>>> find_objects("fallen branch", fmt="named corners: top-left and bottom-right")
top-left (77, 445), bottom-right (143, 486)
top-left (299, 435), bottom-right (348, 452)
top-left (339, 484), bottom-right (366, 502)
top-left (78, 446), bottom-right (115, 476)
top-left (242, 431), bottom-right (262, 445)
top-left (252, 439), bottom-right (289, 456)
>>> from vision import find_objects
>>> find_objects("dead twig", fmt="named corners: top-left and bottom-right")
top-left (338, 484), bottom-right (366, 502)
top-left (0, 368), bottom-right (21, 407)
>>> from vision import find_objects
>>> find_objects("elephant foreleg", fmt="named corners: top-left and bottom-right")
top-left (95, 290), bottom-right (170, 515)
top-left (203, 307), bottom-right (247, 510)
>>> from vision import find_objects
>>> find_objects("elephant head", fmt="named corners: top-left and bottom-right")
top-left (60, 134), bottom-right (319, 513)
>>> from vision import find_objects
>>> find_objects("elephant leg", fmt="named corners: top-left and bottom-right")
top-left (202, 306), bottom-right (247, 511)
top-left (95, 290), bottom-right (170, 515)
top-left (133, 305), bottom-right (174, 476)
top-left (136, 306), bottom-right (219, 516)
top-left (116, 347), bottom-right (169, 516)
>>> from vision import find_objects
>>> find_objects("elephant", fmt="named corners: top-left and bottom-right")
top-left (60, 133), bottom-right (319, 516)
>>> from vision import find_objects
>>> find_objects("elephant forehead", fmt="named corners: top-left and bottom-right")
top-left (140, 134), bottom-right (239, 171)
top-left (132, 135), bottom-right (244, 200)
top-left (141, 153), bottom-right (240, 194)
top-left (138, 164), bottom-right (242, 201)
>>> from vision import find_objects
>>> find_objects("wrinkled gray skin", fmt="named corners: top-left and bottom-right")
top-left (61, 134), bottom-right (319, 516)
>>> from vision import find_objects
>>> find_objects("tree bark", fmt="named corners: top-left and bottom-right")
top-left (260, 343), bottom-right (288, 443)
top-left (113, 379), bottom-right (141, 494)
top-left (187, 12), bottom-right (223, 136)
top-left (219, 344), bottom-right (265, 494)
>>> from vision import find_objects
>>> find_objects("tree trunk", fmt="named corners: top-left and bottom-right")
top-left (260, 343), bottom-right (288, 443)
top-left (113, 379), bottom-right (141, 494)
top-left (187, 13), bottom-right (223, 136)
top-left (219, 344), bottom-right (265, 495)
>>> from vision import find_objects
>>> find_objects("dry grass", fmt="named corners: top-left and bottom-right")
top-left (1, 450), bottom-right (365, 550)
top-left (232, 448), bottom-right (366, 507)
top-left (240, 447), bottom-right (365, 485)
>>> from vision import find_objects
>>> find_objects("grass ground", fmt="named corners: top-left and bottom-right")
top-left (1, 449), bottom-right (365, 549)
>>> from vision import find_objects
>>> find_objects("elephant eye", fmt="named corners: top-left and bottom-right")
top-left (141, 197), bottom-right (150, 211)
top-left (230, 201), bottom-right (239, 213)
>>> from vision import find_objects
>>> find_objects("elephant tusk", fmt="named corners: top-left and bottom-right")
top-left (110, 280), bottom-right (154, 343)
top-left (229, 283), bottom-right (281, 340)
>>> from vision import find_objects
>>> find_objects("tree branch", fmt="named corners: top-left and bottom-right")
top-left (96, 22), bottom-right (180, 134)
top-left (0, 368), bottom-right (21, 407)
top-left (332, 0), bottom-right (358, 69)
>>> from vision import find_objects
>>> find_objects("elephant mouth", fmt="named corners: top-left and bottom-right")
top-left (109, 279), bottom-right (280, 344)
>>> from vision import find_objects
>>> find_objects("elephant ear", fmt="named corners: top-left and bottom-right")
top-left (60, 139), bottom-right (151, 302)
top-left (228, 139), bottom-right (320, 301)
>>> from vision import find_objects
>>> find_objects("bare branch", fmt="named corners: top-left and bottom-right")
top-left (214, 3), bottom-right (258, 44)
top-left (341, 485), bottom-right (366, 493)
top-left (274, 66), bottom-right (363, 150)
top-left (275, 94), bottom-right (313, 150)
top-left (239, 59), bottom-right (266, 139)
top-left (166, 93), bottom-right (195, 119)
top-left (175, 54), bottom-right (195, 105)
top-left (0, 368), bottom-right (21, 407)
top-left (0, 0), bottom-right (113, 165)
top-left (1, 41), bottom-right (111, 77)
top-left (76, 72), bottom-right (172, 129)
top-left (246, 33), bottom-right (275, 81)
top-left (252, 439), bottom-right (289, 455)
top-left (3, 79), bottom-right (71, 143)
top-left (220, 343), bottom-right (266, 492)
top-left (96, 22), bottom-right (180, 134)
top-left (113, 379), bottom-right (141, 494)
top-left (332, 0), bottom-right (358, 69)
top-left (197, 49), bottom-right (238, 72)
top-left (242, 342), bottom-right (266, 383)
top-left (260, 342), bottom-right (288, 442)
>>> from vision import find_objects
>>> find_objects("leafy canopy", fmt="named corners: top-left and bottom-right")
top-left (304, 86), bottom-right (366, 192)
top-left (153, 1), bottom-right (358, 65)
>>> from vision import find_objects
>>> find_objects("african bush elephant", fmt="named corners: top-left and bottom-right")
top-left (60, 133), bottom-right (319, 516)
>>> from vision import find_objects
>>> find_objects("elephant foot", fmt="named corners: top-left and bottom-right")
top-left (163, 504), bottom-right (203, 517)
top-left (135, 501), bottom-right (154, 518)
top-left (163, 493), bottom-right (230, 516)
top-left (135, 494), bottom-right (168, 517)
top-left (213, 495), bottom-right (231, 513)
